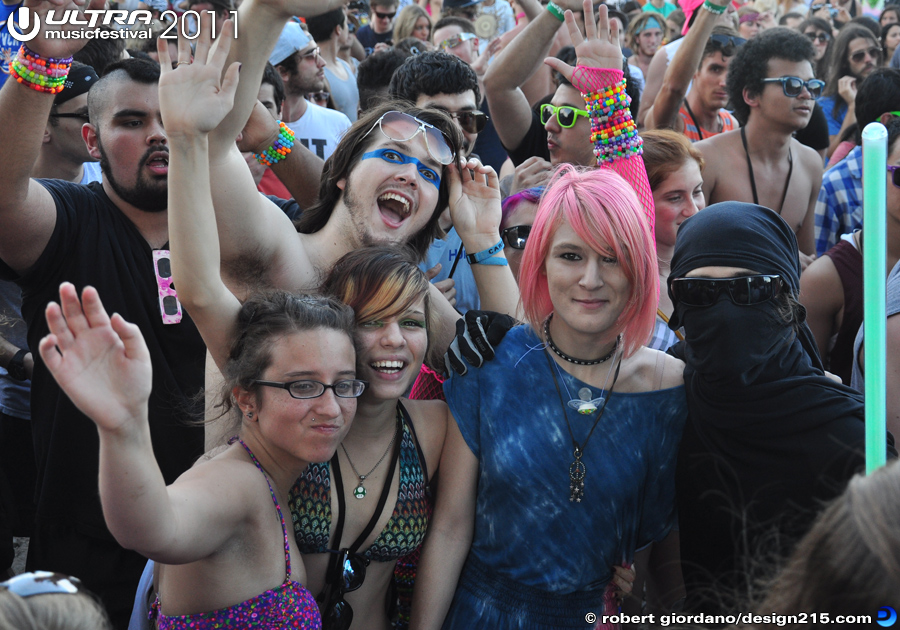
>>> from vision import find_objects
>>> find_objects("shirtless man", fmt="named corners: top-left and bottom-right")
top-left (696, 27), bottom-right (822, 261)
top-left (643, 0), bottom-right (742, 142)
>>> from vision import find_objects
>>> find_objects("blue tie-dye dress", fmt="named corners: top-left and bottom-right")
top-left (442, 326), bottom-right (687, 629)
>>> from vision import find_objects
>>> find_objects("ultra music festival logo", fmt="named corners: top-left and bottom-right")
top-left (4, 7), bottom-right (237, 42)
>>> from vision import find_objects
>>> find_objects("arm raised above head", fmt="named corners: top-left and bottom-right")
top-left (205, 0), bottom-right (344, 284)
top-left (0, 0), bottom-right (107, 274)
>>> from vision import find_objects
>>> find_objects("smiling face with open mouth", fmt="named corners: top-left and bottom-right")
top-left (355, 298), bottom-right (428, 401)
top-left (337, 134), bottom-right (442, 249)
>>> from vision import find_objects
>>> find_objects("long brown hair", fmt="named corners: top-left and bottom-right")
top-left (293, 100), bottom-right (463, 261)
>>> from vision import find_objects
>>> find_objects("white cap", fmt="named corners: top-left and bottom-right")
top-left (269, 21), bottom-right (313, 66)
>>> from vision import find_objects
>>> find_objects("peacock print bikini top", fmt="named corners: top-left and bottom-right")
top-left (150, 438), bottom-right (322, 629)
top-left (289, 402), bottom-right (430, 562)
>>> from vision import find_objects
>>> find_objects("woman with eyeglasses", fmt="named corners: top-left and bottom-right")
top-left (499, 186), bottom-right (543, 282)
top-left (152, 17), bottom-right (519, 630)
top-left (411, 5), bottom-right (688, 629)
top-left (667, 202), bottom-right (885, 615)
top-left (798, 18), bottom-right (833, 80)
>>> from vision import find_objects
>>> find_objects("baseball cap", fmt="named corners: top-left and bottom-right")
top-left (269, 21), bottom-right (313, 66)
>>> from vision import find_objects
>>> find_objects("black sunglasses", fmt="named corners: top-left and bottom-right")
top-left (761, 76), bottom-right (826, 98)
top-left (448, 110), bottom-right (488, 134)
top-left (804, 31), bottom-right (830, 43)
top-left (501, 225), bottom-right (531, 249)
top-left (670, 275), bottom-right (784, 307)
top-left (849, 45), bottom-right (882, 64)
top-left (709, 33), bottom-right (747, 49)
top-left (374, 10), bottom-right (396, 19)
top-left (322, 549), bottom-right (369, 630)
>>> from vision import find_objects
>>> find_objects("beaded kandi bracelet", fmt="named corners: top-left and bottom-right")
top-left (583, 79), bottom-right (642, 165)
top-left (253, 121), bottom-right (296, 166)
top-left (10, 45), bottom-right (72, 95)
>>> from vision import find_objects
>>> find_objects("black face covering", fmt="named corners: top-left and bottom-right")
top-left (667, 203), bottom-right (886, 610)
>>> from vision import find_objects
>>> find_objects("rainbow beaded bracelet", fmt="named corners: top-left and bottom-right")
top-left (582, 78), bottom-right (642, 165)
top-left (253, 121), bottom-right (295, 167)
top-left (10, 46), bottom-right (72, 95)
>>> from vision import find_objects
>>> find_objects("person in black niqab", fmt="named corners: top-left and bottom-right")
top-left (666, 202), bottom-right (895, 616)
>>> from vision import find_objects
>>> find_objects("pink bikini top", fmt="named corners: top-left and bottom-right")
top-left (150, 438), bottom-right (322, 629)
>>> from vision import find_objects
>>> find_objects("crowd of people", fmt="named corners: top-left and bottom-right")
top-left (1, 0), bottom-right (900, 628)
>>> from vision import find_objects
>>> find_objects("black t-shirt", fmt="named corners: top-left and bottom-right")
top-left (355, 25), bottom-right (393, 55)
top-left (0, 180), bottom-right (206, 538)
top-left (505, 109), bottom-right (550, 167)
top-left (471, 97), bottom-right (510, 173)
top-left (794, 100), bottom-right (830, 152)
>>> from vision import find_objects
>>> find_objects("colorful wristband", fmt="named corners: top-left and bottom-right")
top-left (10, 45), bottom-right (72, 95)
top-left (582, 78), bottom-right (643, 165)
top-left (253, 121), bottom-right (295, 166)
top-left (546, 1), bottom-right (566, 21)
top-left (465, 239), bottom-right (505, 265)
top-left (701, 0), bottom-right (727, 14)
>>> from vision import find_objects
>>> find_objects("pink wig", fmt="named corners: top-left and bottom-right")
top-left (518, 165), bottom-right (659, 357)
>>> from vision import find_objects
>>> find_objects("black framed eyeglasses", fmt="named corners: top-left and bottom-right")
top-left (0, 571), bottom-right (83, 598)
top-left (761, 76), bottom-right (825, 98)
top-left (501, 225), bottom-right (531, 250)
top-left (670, 275), bottom-right (784, 307)
top-left (448, 110), bottom-right (488, 134)
top-left (804, 31), bottom-right (830, 44)
top-left (322, 549), bottom-right (369, 630)
top-left (49, 112), bottom-right (90, 122)
top-left (539, 103), bottom-right (590, 128)
top-left (253, 379), bottom-right (367, 399)
top-left (849, 45), bottom-right (883, 64)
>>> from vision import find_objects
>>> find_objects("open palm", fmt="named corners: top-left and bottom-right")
top-left (544, 0), bottom-right (623, 85)
top-left (157, 14), bottom-right (240, 136)
top-left (39, 284), bottom-right (152, 434)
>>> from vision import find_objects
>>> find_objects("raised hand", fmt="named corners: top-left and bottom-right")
top-left (19, 0), bottom-right (108, 59)
top-left (39, 284), bottom-right (152, 434)
top-left (157, 13), bottom-right (241, 137)
top-left (246, 0), bottom-right (345, 20)
top-left (543, 0), bottom-right (622, 84)
top-left (447, 157), bottom-right (503, 246)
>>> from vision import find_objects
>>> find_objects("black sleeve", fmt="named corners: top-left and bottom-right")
top-left (794, 101), bottom-right (830, 152)
top-left (505, 110), bottom-right (551, 167)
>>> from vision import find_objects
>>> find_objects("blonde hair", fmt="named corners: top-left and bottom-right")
top-left (0, 587), bottom-right (112, 630)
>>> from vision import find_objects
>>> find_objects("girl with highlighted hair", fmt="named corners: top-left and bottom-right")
top-left (410, 3), bottom-right (687, 628)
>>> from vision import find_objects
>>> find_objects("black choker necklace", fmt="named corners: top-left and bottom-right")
top-left (544, 314), bottom-right (617, 366)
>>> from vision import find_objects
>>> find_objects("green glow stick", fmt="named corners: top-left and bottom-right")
top-left (862, 122), bottom-right (888, 473)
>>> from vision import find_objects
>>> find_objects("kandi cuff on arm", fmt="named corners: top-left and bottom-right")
top-left (10, 46), bottom-right (72, 95)
top-left (253, 121), bottom-right (296, 166)
top-left (571, 66), bottom-right (654, 232)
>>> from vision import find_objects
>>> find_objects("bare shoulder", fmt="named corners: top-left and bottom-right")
top-left (618, 347), bottom-right (685, 393)
top-left (794, 139), bottom-right (824, 175)
top-left (800, 254), bottom-right (842, 302)
top-left (402, 398), bottom-right (451, 481)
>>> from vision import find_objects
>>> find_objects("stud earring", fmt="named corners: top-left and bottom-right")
top-left (247, 412), bottom-right (254, 420)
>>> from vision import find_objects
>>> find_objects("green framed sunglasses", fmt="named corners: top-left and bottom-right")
top-left (539, 103), bottom-right (590, 129)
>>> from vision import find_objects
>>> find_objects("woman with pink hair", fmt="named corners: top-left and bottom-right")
top-left (410, 3), bottom-right (687, 628)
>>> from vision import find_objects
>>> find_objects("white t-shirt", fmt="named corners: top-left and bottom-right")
top-left (80, 161), bottom-right (103, 185)
top-left (285, 102), bottom-right (352, 162)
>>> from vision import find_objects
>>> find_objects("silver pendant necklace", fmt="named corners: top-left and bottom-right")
top-left (341, 413), bottom-right (400, 499)
top-left (544, 341), bottom-right (622, 503)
